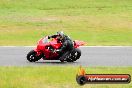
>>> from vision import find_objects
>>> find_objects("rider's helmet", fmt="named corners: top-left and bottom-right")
top-left (56, 31), bottom-right (64, 41)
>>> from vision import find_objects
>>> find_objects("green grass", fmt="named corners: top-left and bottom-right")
top-left (0, 0), bottom-right (132, 45)
top-left (0, 66), bottom-right (131, 88)
top-left (0, 1), bottom-right (131, 88)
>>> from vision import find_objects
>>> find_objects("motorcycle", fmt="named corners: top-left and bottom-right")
top-left (27, 36), bottom-right (85, 62)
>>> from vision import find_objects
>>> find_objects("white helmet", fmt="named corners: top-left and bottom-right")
top-left (57, 31), bottom-right (64, 37)
top-left (56, 31), bottom-right (64, 40)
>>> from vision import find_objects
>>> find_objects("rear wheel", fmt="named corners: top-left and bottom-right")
top-left (60, 59), bottom-right (64, 62)
top-left (71, 48), bottom-right (81, 61)
top-left (66, 59), bottom-right (74, 62)
top-left (66, 54), bottom-right (74, 62)
top-left (27, 50), bottom-right (41, 62)
top-left (66, 48), bottom-right (81, 62)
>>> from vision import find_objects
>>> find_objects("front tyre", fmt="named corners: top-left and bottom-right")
top-left (27, 50), bottom-right (41, 62)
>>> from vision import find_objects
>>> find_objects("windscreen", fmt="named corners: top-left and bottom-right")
top-left (42, 37), bottom-right (49, 44)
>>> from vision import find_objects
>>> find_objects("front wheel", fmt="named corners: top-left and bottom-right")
top-left (27, 50), bottom-right (41, 62)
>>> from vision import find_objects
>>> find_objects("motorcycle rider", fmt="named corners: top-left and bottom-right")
top-left (48, 31), bottom-right (74, 61)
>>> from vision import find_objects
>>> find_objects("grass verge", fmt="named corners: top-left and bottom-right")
top-left (0, 66), bottom-right (131, 88)
top-left (0, 0), bottom-right (132, 45)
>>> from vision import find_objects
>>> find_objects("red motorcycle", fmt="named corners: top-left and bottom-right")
top-left (27, 36), bottom-right (85, 62)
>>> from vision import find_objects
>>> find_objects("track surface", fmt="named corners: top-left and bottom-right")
top-left (0, 46), bottom-right (132, 66)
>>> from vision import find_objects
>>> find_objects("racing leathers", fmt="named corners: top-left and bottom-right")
top-left (48, 34), bottom-right (73, 61)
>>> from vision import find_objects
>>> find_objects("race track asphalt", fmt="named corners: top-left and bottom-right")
top-left (0, 46), bottom-right (132, 66)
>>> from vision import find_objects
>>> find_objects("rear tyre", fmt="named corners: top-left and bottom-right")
top-left (66, 55), bottom-right (74, 62)
top-left (66, 59), bottom-right (74, 62)
top-left (27, 50), bottom-right (41, 62)
top-left (66, 48), bottom-right (81, 62)
top-left (60, 59), bottom-right (64, 62)
top-left (71, 48), bottom-right (81, 61)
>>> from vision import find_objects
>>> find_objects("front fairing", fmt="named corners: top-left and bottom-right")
top-left (35, 36), bottom-right (61, 59)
